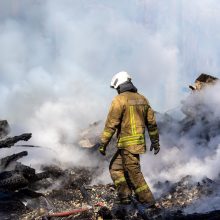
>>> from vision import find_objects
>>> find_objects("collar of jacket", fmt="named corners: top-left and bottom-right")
top-left (117, 81), bottom-right (138, 94)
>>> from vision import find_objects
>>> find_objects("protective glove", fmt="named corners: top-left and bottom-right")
top-left (150, 140), bottom-right (160, 155)
top-left (99, 144), bottom-right (107, 156)
top-left (93, 143), bottom-right (107, 156)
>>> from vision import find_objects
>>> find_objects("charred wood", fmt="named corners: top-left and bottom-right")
top-left (0, 120), bottom-right (10, 139)
top-left (0, 151), bottom-right (28, 169)
top-left (0, 133), bottom-right (32, 148)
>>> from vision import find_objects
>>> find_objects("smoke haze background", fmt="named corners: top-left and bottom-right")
top-left (0, 1), bottom-right (220, 211)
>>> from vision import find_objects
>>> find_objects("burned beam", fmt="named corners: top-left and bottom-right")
top-left (0, 151), bottom-right (28, 169)
top-left (0, 133), bottom-right (32, 148)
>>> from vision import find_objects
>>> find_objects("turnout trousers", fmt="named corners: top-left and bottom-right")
top-left (109, 149), bottom-right (155, 204)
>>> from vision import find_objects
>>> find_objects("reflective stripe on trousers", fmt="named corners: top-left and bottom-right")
top-left (114, 176), bottom-right (126, 187)
top-left (135, 184), bottom-right (150, 194)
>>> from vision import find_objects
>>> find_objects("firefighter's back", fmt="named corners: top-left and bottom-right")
top-left (116, 91), bottom-right (149, 154)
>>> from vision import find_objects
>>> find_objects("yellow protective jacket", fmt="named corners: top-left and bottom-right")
top-left (100, 91), bottom-right (159, 154)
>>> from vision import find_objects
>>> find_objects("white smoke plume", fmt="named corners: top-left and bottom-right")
top-left (0, 1), bottom-right (220, 208)
top-left (0, 0), bottom-right (182, 165)
top-left (139, 82), bottom-right (220, 213)
top-left (144, 82), bottom-right (220, 180)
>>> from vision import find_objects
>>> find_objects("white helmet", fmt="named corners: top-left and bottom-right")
top-left (110, 71), bottom-right (132, 89)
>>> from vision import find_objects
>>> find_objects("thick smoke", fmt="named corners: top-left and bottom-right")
top-left (144, 82), bottom-right (220, 180)
top-left (0, 0), bottom-right (220, 202)
top-left (0, 0), bottom-right (183, 165)
top-left (140, 82), bottom-right (220, 213)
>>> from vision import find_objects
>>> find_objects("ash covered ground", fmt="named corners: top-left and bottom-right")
top-left (1, 81), bottom-right (220, 220)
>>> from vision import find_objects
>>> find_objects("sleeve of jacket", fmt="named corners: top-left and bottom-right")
top-left (145, 101), bottom-right (159, 143)
top-left (100, 96), bottom-right (123, 147)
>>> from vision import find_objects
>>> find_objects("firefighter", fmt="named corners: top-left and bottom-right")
top-left (96, 71), bottom-right (160, 206)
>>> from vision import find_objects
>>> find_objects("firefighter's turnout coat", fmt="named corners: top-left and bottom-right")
top-left (100, 91), bottom-right (159, 154)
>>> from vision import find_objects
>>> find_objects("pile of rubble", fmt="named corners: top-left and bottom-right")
top-left (0, 121), bottom-right (57, 219)
top-left (1, 74), bottom-right (220, 219)
top-left (19, 169), bottom-right (220, 219)
top-left (1, 146), bottom-right (220, 219)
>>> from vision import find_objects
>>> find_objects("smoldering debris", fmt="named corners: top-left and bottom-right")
top-left (2, 75), bottom-right (220, 219)
top-left (156, 175), bottom-right (220, 210)
top-left (0, 120), bottom-right (10, 138)
top-left (2, 127), bottom-right (215, 220)
top-left (0, 133), bottom-right (32, 149)
top-left (1, 144), bottom-right (220, 219)
top-left (0, 132), bottom-right (50, 193)
top-left (0, 120), bottom-right (54, 219)
top-left (189, 73), bottom-right (219, 91)
top-left (19, 171), bottom-right (220, 220)
top-left (18, 167), bottom-right (116, 220)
